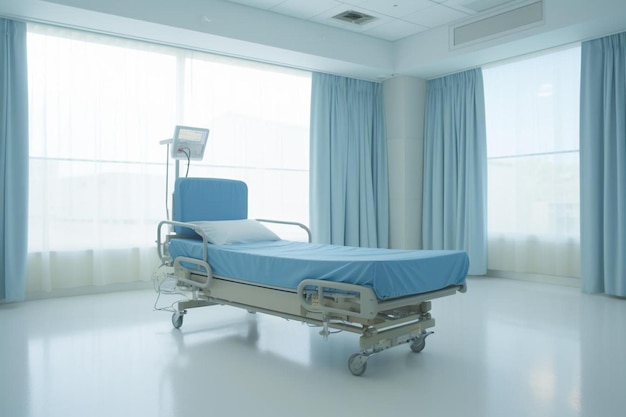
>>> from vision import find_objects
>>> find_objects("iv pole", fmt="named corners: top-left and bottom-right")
top-left (160, 138), bottom-right (180, 181)
top-left (160, 138), bottom-right (181, 225)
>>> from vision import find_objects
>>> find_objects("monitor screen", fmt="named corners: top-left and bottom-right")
top-left (171, 125), bottom-right (210, 160)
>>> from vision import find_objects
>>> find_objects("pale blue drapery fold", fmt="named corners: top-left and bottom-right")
top-left (422, 68), bottom-right (487, 275)
top-left (580, 32), bottom-right (626, 297)
top-left (310, 72), bottom-right (389, 248)
top-left (1, 19), bottom-right (29, 302)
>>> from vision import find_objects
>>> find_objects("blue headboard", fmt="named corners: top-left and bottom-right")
top-left (173, 177), bottom-right (248, 234)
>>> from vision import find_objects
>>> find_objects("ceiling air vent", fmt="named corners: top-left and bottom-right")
top-left (332, 10), bottom-right (377, 25)
top-left (451, 0), bottom-right (543, 48)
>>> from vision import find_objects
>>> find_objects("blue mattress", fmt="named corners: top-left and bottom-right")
top-left (168, 239), bottom-right (469, 300)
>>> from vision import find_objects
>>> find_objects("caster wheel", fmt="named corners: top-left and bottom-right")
top-left (410, 337), bottom-right (426, 353)
top-left (410, 330), bottom-right (432, 353)
top-left (172, 312), bottom-right (184, 329)
top-left (348, 353), bottom-right (368, 376)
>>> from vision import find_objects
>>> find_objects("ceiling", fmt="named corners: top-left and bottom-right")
top-left (226, 0), bottom-right (526, 41)
top-left (2, 0), bottom-right (626, 81)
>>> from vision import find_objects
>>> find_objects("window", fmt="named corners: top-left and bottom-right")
top-left (483, 46), bottom-right (581, 278)
top-left (26, 24), bottom-right (310, 292)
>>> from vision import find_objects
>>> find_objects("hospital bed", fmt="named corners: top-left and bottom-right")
top-left (156, 177), bottom-right (469, 376)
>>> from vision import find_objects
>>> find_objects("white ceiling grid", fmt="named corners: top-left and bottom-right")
top-left (226, 0), bottom-right (522, 41)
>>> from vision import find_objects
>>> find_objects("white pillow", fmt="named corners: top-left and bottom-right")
top-left (190, 219), bottom-right (280, 245)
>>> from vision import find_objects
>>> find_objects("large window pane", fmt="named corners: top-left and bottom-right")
top-left (26, 24), bottom-right (310, 292)
top-left (484, 46), bottom-right (581, 278)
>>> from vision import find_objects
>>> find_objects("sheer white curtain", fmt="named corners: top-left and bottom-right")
top-left (181, 54), bottom-right (311, 227)
top-left (26, 24), bottom-right (310, 294)
top-left (483, 46), bottom-right (581, 279)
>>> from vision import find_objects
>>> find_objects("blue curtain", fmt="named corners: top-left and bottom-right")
top-left (422, 68), bottom-right (487, 275)
top-left (310, 72), bottom-right (389, 248)
top-left (1, 19), bottom-right (29, 302)
top-left (580, 32), bottom-right (626, 297)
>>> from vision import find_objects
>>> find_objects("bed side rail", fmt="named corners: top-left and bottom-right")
top-left (172, 256), bottom-right (213, 289)
top-left (157, 220), bottom-right (210, 263)
top-left (158, 218), bottom-right (311, 263)
top-left (256, 218), bottom-right (312, 242)
top-left (297, 279), bottom-right (379, 319)
top-left (297, 279), bottom-right (467, 321)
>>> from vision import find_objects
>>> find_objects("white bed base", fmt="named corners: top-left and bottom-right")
top-left (157, 220), bottom-right (467, 376)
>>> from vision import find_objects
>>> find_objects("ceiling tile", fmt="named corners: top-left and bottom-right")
top-left (228, 0), bottom-right (286, 9)
top-left (443, 0), bottom-right (521, 13)
top-left (345, 0), bottom-right (434, 19)
top-left (404, 4), bottom-right (469, 28)
top-left (336, 0), bottom-right (370, 5)
top-left (270, 0), bottom-right (342, 20)
top-left (363, 19), bottom-right (428, 41)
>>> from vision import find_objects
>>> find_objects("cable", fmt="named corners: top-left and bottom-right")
top-left (165, 144), bottom-right (170, 220)
top-left (178, 147), bottom-right (191, 177)
top-left (151, 263), bottom-right (191, 313)
top-left (305, 319), bottom-right (346, 334)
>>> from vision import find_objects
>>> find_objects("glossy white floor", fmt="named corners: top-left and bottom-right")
top-left (1, 277), bottom-right (625, 417)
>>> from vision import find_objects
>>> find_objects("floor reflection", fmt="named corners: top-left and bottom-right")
top-left (2, 280), bottom-right (626, 417)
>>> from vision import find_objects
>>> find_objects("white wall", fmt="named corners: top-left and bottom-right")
top-left (383, 76), bottom-right (427, 250)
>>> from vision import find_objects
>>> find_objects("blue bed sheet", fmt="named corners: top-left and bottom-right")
top-left (168, 239), bottom-right (469, 300)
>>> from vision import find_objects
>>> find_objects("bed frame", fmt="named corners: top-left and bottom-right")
top-left (156, 178), bottom-right (467, 376)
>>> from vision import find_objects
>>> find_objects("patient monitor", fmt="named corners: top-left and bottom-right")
top-left (159, 125), bottom-right (210, 221)
top-left (170, 125), bottom-right (209, 160)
